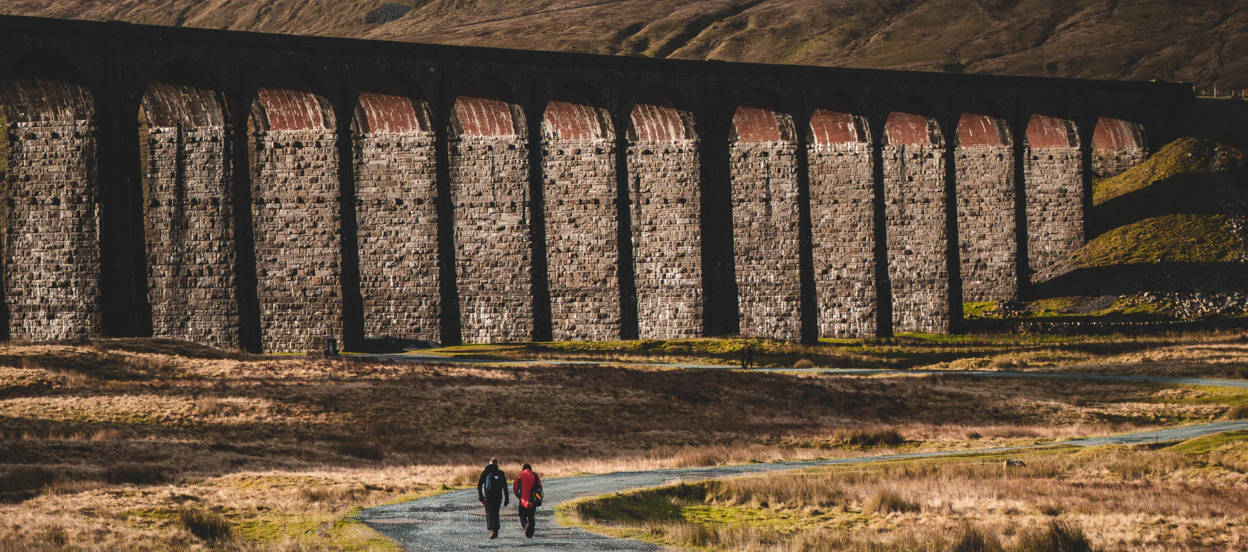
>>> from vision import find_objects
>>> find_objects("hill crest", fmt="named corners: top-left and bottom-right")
top-left (1, 0), bottom-right (1245, 88)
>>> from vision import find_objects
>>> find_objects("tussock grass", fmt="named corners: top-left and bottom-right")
top-left (865, 490), bottom-right (920, 514)
top-left (0, 466), bottom-right (58, 502)
top-left (177, 507), bottom-right (231, 543)
top-left (1014, 520), bottom-right (1093, 552)
top-left (833, 428), bottom-right (906, 449)
top-left (334, 442), bottom-right (384, 461)
top-left (943, 521), bottom-right (1094, 552)
top-left (564, 435), bottom-right (1248, 551)
top-left (1224, 405), bottom-right (1248, 420)
top-left (949, 524), bottom-right (1002, 552)
top-left (103, 462), bottom-right (170, 485)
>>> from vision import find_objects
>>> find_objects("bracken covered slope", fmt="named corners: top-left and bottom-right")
top-left (2, 0), bottom-right (1246, 87)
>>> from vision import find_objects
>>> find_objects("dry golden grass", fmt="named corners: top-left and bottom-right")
top-left (3, 0), bottom-right (1245, 92)
top-left (566, 433), bottom-right (1248, 551)
top-left (482, 330), bottom-right (1248, 379)
top-left (0, 335), bottom-right (1246, 550)
top-left (917, 332), bottom-right (1248, 380)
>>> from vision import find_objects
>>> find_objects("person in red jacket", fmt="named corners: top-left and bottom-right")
top-left (512, 463), bottom-right (542, 538)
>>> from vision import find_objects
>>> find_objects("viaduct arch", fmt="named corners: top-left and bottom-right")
top-left (351, 75), bottom-right (438, 346)
top-left (0, 15), bottom-right (1194, 350)
top-left (139, 63), bottom-right (235, 348)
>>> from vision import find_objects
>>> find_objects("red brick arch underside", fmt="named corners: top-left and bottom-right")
top-left (1093, 117), bottom-right (1143, 150)
top-left (543, 99), bottom-right (608, 141)
top-left (809, 108), bottom-right (866, 145)
top-left (732, 105), bottom-right (787, 143)
top-left (142, 82), bottom-right (224, 128)
top-left (630, 102), bottom-right (691, 142)
top-left (1, 76), bottom-right (94, 122)
top-left (885, 111), bottom-right (940, 146)
top-left (253, 87), bottom-right (332, 131)
top-left (957, 113), bottom-right (1010, 147)
top-left (356, 92), bottom-right (426, 134)
top-left (453, 95), bottom-right (518, 137)
top-left (1026, 115), bottom-right (1079, 148)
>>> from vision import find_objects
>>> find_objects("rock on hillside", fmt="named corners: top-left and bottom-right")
top-left (1, 0), bottom-right (1246, 88)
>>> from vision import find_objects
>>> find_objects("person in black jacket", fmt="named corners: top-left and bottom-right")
top-left (476, 458), bottom-right (509, 539)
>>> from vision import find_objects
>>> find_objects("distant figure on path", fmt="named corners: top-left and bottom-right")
top-left (740, 344), bottom-right (753, 369)
top-left (476, 458), bottom-right (509, 539)
top-left (512, 463), bottom-right (543, 538)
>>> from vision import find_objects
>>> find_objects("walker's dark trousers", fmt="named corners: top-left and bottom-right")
top-left (485, 499), bottom-right (502, 532)
top-left (519, 506), bottom-right (536, 537)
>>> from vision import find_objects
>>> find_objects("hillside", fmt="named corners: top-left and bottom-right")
top-left (1, 0), bottom-right (1246, 88)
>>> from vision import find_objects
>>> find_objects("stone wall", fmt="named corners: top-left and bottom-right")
top-left (1092, 117), bottom-right (1146, 177)
top-left (0, 77), bottom-right (101, 341)
top-left (628, 101), bottom-right (703, 339)
top-left (352, 92), bottom-right (440, 343)
top-left (541, 98), bottom-right (619, 341)
top-left (1092, 148), bottom-right (1146, 178)
top-left (140, 82), bottom-right (238, 349)
top-left (1025, 115), bottom-right (1083, 285)
top-left (729, 106), bottom-right (801, 340)
top-left (955, 113), bottom-right (1017, 302)
top-left (249, 88), bottom-right (343, 352)
top-left (882, 112), bottom-right (950, 333)
top-left (450, 96), bottom-right (533, 343)
top-left (807, 109), bottom-right (875, 337)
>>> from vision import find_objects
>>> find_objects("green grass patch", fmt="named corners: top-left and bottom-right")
top-left (561, 482), bottom-right (858, 548)
top-left (1167, 430), bottom-right (1248, 455)
top-left (236, 509), bottom-right (398, 551)
top-left (964, 301), bottom-right (999, 319)
top-left (413, 332), bottom-right (1244, 379)
top-left (1093, 137), bottom-right (1244, 206)
top-left (1076, 214), bottom-right (1243, 267)
top-left (420, 343), bottom-right (527, 357)
top-left (1153, 385), bottom-right (1248, 409)
top-left (969, 297), bottom-right (1168, 320)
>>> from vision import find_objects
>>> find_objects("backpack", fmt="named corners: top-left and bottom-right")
top-left (530, 478), bottom-right (543, 507)
top-left (483, 470), bottom-right (505, 496)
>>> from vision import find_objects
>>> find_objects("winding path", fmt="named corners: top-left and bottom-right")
top-left (358, 354), bottom-right (1248, 551)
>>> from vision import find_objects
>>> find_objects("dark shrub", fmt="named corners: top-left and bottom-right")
top-left (103, 462), bottom-right (169, 485)
top-left (178, 507), bottom-right (231, 542)
top-left (0, 465), bottom-right (58, 500)
top-left (837, 428), bottom-right (906, 448)
top-left (336, 441), bottom-right (384, 461)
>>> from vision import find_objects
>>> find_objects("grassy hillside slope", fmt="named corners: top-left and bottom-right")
top-left (1, 0), bottom-right (1246, 87)
top-left (1080, 137), bottom-right (1247, 267)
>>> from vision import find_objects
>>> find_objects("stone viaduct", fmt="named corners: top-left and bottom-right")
top-left (0, 15), bottom-right (1192, 351)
